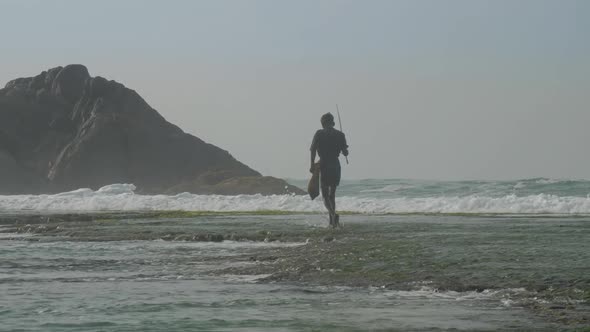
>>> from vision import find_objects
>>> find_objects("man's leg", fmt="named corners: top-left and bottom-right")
top-left (321, 185), bottom-right (334, 214)
top-left (330, 186), bottom-right (336, 214)
top-left (330, 186), bottom-right (340, 227)
top-left (320, 166), bottom-right (341, 227)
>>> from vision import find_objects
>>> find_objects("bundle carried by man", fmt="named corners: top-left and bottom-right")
top-left (308, 162), bottom-right (321, 200)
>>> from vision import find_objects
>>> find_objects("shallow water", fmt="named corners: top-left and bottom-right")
top-left (0, 242), bottom-right (542, 331)
top-left (1, 213), bottom-right (588, 331)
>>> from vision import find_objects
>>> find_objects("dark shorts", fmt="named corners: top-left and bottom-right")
top-left (320, 162), bottom-right (341, 187)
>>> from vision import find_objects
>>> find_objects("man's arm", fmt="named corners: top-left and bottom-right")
top-left (341, 133), bottom-right (349, 157)
top-left (310, 131), bottom-right (319, 173)
top-left (310, 149), bottom-right (317, 173)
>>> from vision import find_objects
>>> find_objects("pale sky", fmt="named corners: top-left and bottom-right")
top-left (1, 0), bottom-right (589, 180)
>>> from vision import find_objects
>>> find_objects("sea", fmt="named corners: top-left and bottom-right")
top-left (0, 178), bottom-right (589, 331)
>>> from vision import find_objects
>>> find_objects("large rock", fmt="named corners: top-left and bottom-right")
top-left (0, 65), bottom-right (303, 195)
top-left (0, 150), bottom-right (48, 193)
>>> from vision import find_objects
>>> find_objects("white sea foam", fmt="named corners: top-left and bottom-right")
top-left (535, 178), bottom-right (561, 185)
top-left (379, 286), bottom-right (531, 305)
top-left (2, 184), bottom-right (590, 215)
top-left (360, 184), bottom-right (415, 193)
top-left (513, 182), bottom-right (526, 189)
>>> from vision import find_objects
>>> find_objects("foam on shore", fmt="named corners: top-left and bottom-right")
top-left (2, 184), bottom-right (590, 215)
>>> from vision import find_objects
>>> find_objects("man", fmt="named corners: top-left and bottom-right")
top-left (310, 112), bottom-right (349, 227)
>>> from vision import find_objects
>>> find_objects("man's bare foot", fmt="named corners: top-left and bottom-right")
top-left (332, 214), bottom-right (341, 228)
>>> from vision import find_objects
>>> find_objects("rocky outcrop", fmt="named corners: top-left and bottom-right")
top-left (0, 65), bottom-right (303, 195)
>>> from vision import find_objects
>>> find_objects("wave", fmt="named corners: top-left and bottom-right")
top-left (534, 178), bottom-right (562, 185)
top-left (346, 177), bottom-right (590, 199)
top-left (2, 184), bottom-right (590, 215)
top-left (360, 184), bottom-right (415, 193)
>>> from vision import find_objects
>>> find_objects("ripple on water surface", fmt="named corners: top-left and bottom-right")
top-left (1, 213), bottom-right (587, 331)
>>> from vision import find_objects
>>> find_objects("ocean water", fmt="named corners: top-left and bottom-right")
top-left (2, 178), bottom-right (590, 214)
top-left (1, 179), bottom-right (589, 331)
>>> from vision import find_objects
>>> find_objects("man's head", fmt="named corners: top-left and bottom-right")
top-left (321, 112), bottom-right (335, 129)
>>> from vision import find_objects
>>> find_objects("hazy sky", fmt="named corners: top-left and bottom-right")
top-left (1, 0), bottom-right (589, 180)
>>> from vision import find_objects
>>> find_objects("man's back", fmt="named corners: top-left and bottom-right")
top-left (311, 127), bottom-right (347, 164)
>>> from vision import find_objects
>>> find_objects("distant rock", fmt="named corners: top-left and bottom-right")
top-left (0, 65), bottom-right (304, 195)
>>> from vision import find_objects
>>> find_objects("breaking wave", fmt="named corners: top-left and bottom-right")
top-left (2, 183), bottom-right (590, 215)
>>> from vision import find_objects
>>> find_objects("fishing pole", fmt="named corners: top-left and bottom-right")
top-left (336, 104), bottom-right (349, 164)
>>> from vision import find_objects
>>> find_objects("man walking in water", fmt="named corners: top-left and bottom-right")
top-left (310, 113), bottom-right (349, 227)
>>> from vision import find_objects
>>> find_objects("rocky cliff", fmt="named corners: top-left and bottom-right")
top-left (0, 65), bottom-right (303, 195)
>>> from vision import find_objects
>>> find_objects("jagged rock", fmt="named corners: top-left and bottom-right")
top-left (51, 64), bottom-right (90, 103)
top-left (168, 174), bottom-right (303, 195)
top-left (0, 65), bottom-right (304, 195)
